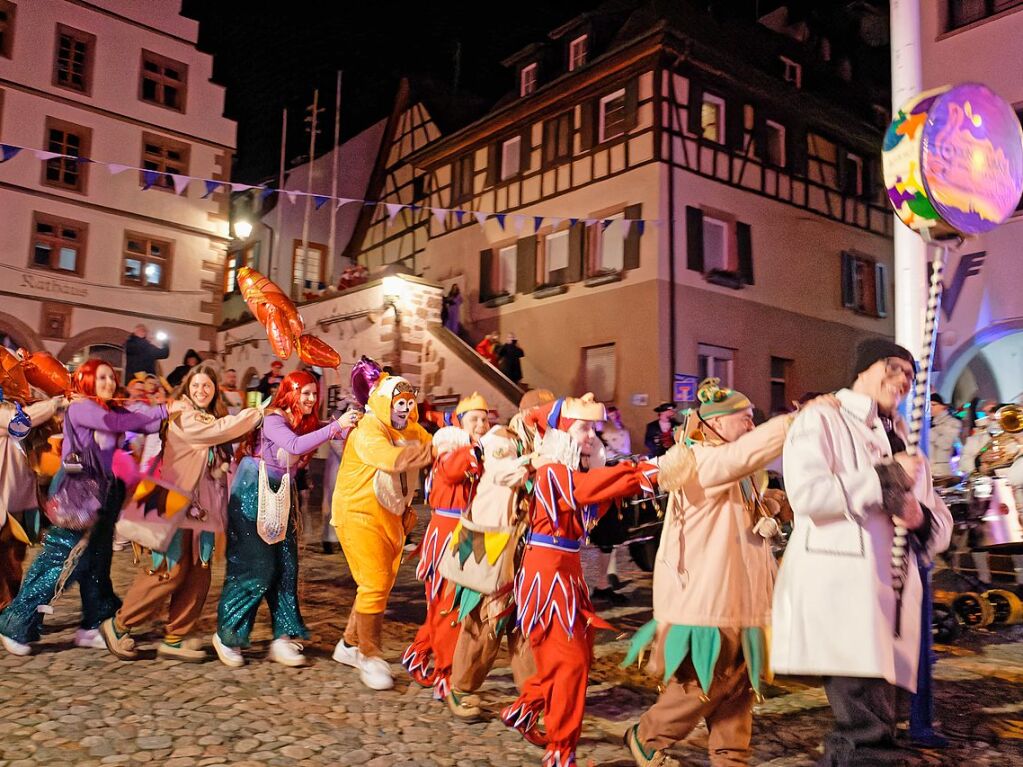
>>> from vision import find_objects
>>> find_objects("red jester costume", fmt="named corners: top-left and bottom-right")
top-left (501, 394), bottom-right (658, 767)
top-left (403, 393), bottom-right (490, 718)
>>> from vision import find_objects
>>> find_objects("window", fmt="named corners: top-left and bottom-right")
top-left (697, 344), bottom-right (734, 388)
top-left (67, 343), bottom-right (123, 378)
top-left (583, 344), bottom-right (616, 404)
top-left (592, 212), bottom-right (624, 274)
top-left (53, 25), bottom-right (95, 94)
top-left (841, 251), bottom-right (888, 317)
top-left (569, 34), bottom-right (588, 71)
top-left (0, 1), bottom-right (14, 59)
top-left (764, 120), bottom-right (786, 167)
top-left (949, 0), bottom-right (1023, 30)
top-left (501, 136), bottom-right (521, 181)
top-left (599, 89), bottom-right (627, 143)
top-left (770, 357), bottom-right (792, 414)
top-left (42, 118), bottom-right (91, 193)
top-left (497, 244), bottom-right (517, 295)
top-left (293, 240), bottom-right (327, 291)
top-left (140, 49), bottom-right (187, 111)
top-left (780, 56), bottom-right (802, 88)
top-left (123, 233), bottom-right (171, 289)
top-left (702, 216), bottom-right (730, 273)
top-left (544, 230), bottom-right (570, 283)
top-left (451, 154), bottom-right (474, 204)
top-left (224, 242), bottom-right (260, 293)
top-left (520, 63), bottom-right (537, 97)
top-left (700, 93), bottom-right (725, 143)
top-left (141, 132), bottom-right (190, 191)
top-left (543, 112), bottom-right (573, 165)
top-left (846, 152), bottom-right (864, 197)
top-left (31, 214), bottom-right (86, 275)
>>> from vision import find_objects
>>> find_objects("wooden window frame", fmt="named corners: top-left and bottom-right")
top-left (543, 111), bottom-right (573, 167)
top-left (598, 88), bottom-right (627, 143)
top-left (846, 152), bottom-right (864, 197)
top-left (770, 356), bottom-right (792, 414)
top-left (53, 24), bottom-right (95, 95)
top-left (697, 343), bottom-right (735, 389)
top-left (568, 34), bottom-right (588, 71)
top-left (495, 241), bottom-right (518, 296)
top-left (139, 49), bottom-right (187, 112)
top-left (780, 56), bottom-right (802, 88)
top-left (500, 136), bottom-right (521, 181)
top-left (122, 231), bottom-right (173, 290)
top-left (948, 0), bottom-right (1023, 30)
top-left (451, 154), bottom-right (475, 205)
top-left (41, 116), bottom-right (91, 193)
top-left (224, 242), bottom-right (259, 294)
top-left (29, 212), bottom-right (88, 276)
top-left (841, 250), bottom-right (888, 318)
top-left (141, 131), bottom-right (190, 193)
top-left (700, 92), bottom-right (726, 144)
top-left (765, 120), bottom-right (786, 168)
top-left (0, 0), bottom-right (15, 60)
top-left (292, 239), bottom-right (328, 289)
top-left (520, 63), bottom-right (538, 97)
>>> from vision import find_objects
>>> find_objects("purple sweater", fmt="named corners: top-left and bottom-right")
top-left (259, 413), bottom-right (339, 477)
top-left (63, 400), bottom-right (166, 473)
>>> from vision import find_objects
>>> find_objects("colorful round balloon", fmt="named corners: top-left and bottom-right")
top-left (883, 83), bottom-right (1023, 240)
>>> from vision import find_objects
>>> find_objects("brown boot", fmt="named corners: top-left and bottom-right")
top-left (357, 612), bottom-right (393, 691)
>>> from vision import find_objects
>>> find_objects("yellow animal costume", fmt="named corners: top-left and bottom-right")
top-left (331, 373), bottom-right (432, 678)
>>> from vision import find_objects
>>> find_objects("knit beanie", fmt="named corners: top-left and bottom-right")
top-left (696, 378), bottom-right (752, 420)
top-left (850, 338), bottom-right (916, 383)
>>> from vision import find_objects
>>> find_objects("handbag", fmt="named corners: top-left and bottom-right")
top-left (438, 515), bottom-right (521, 595)
top-left (256, 458), bottom-right (291, 544)
top-left (45, 419), bottom-right (107, 531)
top-left (115, 436), bottom-right (185, 552)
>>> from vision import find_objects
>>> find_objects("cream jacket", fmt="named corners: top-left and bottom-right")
top-left (161, 408), bottom-right (262, 497)
top-left (0, 398), bottom-right (61, 525)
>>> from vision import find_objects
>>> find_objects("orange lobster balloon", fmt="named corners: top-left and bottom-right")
top-left (265, 306), bottom-right (294, 360)
top-left (19, 349), bottom-right (71, 396)
top-left (297, 334), bottom-right (341, 369)
top-left (0, 347), bottom-right (31, 403)
top-left (237, 267), bottom-right (305, 336)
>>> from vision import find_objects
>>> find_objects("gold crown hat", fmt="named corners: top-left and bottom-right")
top-left (560, 392), bottom-right (608, 422)
top-left (455, 391), bottom-right (490, 416)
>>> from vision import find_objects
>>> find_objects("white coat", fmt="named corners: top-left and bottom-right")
top-left (771, 389), bottom-right (952, 692)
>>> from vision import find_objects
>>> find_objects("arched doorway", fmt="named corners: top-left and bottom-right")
top-left (58, 327), bottom-right (127, 379)
top-left (0, 311), bottom-right (44, 353)
top-left (939, 319), bottom-right (1023, 406)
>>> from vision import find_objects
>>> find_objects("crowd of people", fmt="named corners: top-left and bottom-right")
top-left (0, 335), bottom-right (970, 767)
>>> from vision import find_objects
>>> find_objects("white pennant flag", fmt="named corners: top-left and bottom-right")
top-left (171, 174), bottom-right (190, 195)
top-left (335, 197), bottom-right (355, 211)
top-left (620, 219), bottom-right (632, 238)
top-left (33, 150), bottom-right (63, 161)
top-left (385, 203), bottom-right (403, 224)
top-left (230, 182), bottom-right (255, 192)
top-left (547, 217), bottom-right (563, 231)
top-left (512, 215), bottom-right (526, 234)
top-left (474, 211), bottom-right (489, 227)
top-left (432, 207), bottom-right (448, 227)
top-left (285, 191), bottom-right (298, 204)
top-left (107, 163), bottom-right (131, 175)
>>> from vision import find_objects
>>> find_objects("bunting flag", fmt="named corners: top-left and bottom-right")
top-left (314, 195), bottom-right (330, 210)
top-left (533, 216), bottom-right (544, 233)
top-left (285, 190), bottom-right (298, 204)
top-left (202, 180), bottom-right (221, 198)
top-left (494, 213), bottom-right (506, 231)
top-left (0, 144), bottom-right (22, 163)
top-left (454, 209), bottom-right (466, 224)
top-left (335, 197), bottom-right (357, 210)
top-left (569, 218), bottom-right (579, 227)
top-left (171, 174), bottom-right (190, 196)
top-left (230, 182), bottom-right (255, 192)
top-left (33, 150), bottom-right (63, 161)
top-left (512, 215), bottom-right (526, 234)
top-left (260, 187), bottom-right (276, 201)
top-left (621, 219), bottom-right (632, 238)
top-left (548, 217), bottom-right (563, 231)
top-left (107, 163), bottom-right (131, 175)
top-left (601, 219), bottom-right (613, 231)
top-left (474, 211), bottom-right (489, 227)
top-left (141, 169), bottom-right (161, 190)
top-left (386, 202), bottom-right (403, 224)
top-left (432, 207), bottom-right (448, 227)
top-left (635, 220), bottom-right (645, 237)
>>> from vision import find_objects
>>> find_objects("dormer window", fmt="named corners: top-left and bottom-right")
top-left (520, 63), bottom-right (538, 97)
top-left (781, 56), bottom-right (802, 88)
top-left (569, 34), bottom-right (588, 71)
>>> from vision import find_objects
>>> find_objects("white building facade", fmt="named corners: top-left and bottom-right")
top-left (0, 0), bottom-right (234, 375)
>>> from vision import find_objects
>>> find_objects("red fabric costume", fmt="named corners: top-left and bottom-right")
top-left (502, 458), bottom-right (657, 767)
top-left (402, 442), bottom-right (480, 700)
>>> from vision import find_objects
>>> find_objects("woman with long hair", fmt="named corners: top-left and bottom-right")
top-left (101, 364), bottom-right (263, 662)
top-left (214, 369), bottom-right (358, 668)
top-left (0, 359), bottom-right (170, 656)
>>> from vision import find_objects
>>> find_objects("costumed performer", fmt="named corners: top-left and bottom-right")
top-left (102, 364), bottom-right (263, 662)
top-left (0, 360), bottom-right (168, 655)
top-left (403, 392), bottom-right (490, 719)
top-left (500, 394), bottom-right (658, 767)
top-left (622, 378), bottom-right (808, 767)
top-left (214, 369), bottom-right (356, 668)
top-left (331, 357), bottom-right (433, 691)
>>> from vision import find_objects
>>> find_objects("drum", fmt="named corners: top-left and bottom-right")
top-left (972, 476), bottom-right (1023, 551)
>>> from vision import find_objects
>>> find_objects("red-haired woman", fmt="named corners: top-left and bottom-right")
top-left (0, 359), bottom-right (170, 656)
top-left (214, 369), bottom-right (357, 668)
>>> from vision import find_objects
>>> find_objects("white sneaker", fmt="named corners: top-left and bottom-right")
top-left (268, 637), bottom-right (307, 667)
top-left (74, 628), bottom-right (106, 649)
top-left (0, 633), bottom-right (31, 656)
top-left (212, 633), bottom-right (245, 668)
top-left (331, 638), bottom-right (362, 668)
top-left (359, 655), bottom-right (394, 690)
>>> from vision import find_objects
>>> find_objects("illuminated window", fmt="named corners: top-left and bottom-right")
top-left (700, 93), bottom-right (725, 142)
top-left (123, 233), bottom-right (172, 290)
top-left (568, 35), bottom-right (588, 71)
top-left (599, 88), bottom-right (627, 142)
top-left (520, 63), bottom-right (537, 97)
top-left (31, 213), bottom-right (86, 275)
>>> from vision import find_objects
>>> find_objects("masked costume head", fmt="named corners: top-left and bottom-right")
top-left (526, 393), bottom-right (608, 470)
top-left (366, 373), bottom-right (421, 434)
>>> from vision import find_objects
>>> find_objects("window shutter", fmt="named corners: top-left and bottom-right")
top-left (623, 203), bottom-right (642, 270)
top-left (836, 149), bottom-right (850, 193)
top-left (520, 127), bottom-right (532, 174)
top-left (567, 222), bottom-right (584, 282)
top-left (580, 99), bottom-right (596, 150)
top-left (485, 144), bottom-right (499, 188)
top-left (875, 262), bottom-right (888, 317)
top-left (789, 128), bottom-right (808, 176)
top-left (752, 116), bottom-right (767, 162)
top-left (479, 248), bottom-right (494, 301)
top-left (542, 119), bottom-right (555, 168)
top-left (624, 77), bottom-right (639, 132)
top-left (736, 222), bottom-right (753, 284)
top-left (687, 81), bottom-right (703, 135)
top-left (841, 251), bottom-right (855, 308)
top-left (686, 206), bottom-right (704, 272)
top-left (725, 99), bottom-right (744, 149)
top-left (861, 159), bottom-right (875, 200)
top-left (516, 235), bottom-right (537, 294)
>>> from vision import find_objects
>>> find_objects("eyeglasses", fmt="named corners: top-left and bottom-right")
top-left (884, 358), bottom-right (915, 384)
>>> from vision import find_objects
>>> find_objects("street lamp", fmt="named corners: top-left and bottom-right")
top-left (233, 219), bottom-right (253, 240)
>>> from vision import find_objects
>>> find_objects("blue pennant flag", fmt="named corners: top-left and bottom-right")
top-left (601, 219), bottom-right (613, 231)
top-left (259, 187), bottom-right (275, 201)
top-left (0, 144), bottom-right (22, 163)
top-left (495, 213), bottom-right (506, 231)
top-left (533, 216), bottom-right (544, 233)
top-left (202, 180), bottom-right (221, 198)
top-left (635, 220), bottom-right (645, 236)
top-left (568, 218), bottom-right (579, 228)
top-left (314, 195), bottom-right (329, 210)
top-left (454, 210), bottom-right (466, 224)
top-left (141, 169), bottom-right (161, 190)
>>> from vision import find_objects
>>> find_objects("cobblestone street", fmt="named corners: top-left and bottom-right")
top-left (1, 510), bottom-right (1021, 767)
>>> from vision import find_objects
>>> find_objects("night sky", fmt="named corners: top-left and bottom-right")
top-left (180, 0), bottom-right (858, 183)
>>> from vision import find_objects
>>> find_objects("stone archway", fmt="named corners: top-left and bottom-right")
top-left (938, 318), bottom-right (1023, 401)
top-left (57, 327), bottom-right (129, 364)
top-left (0, 310), bottom-right (44, 352)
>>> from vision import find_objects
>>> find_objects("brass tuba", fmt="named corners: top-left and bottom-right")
top-left (979, 404), bottom-right (1023, 472)
top-left (997, 404), bottom-right (1023, 434)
